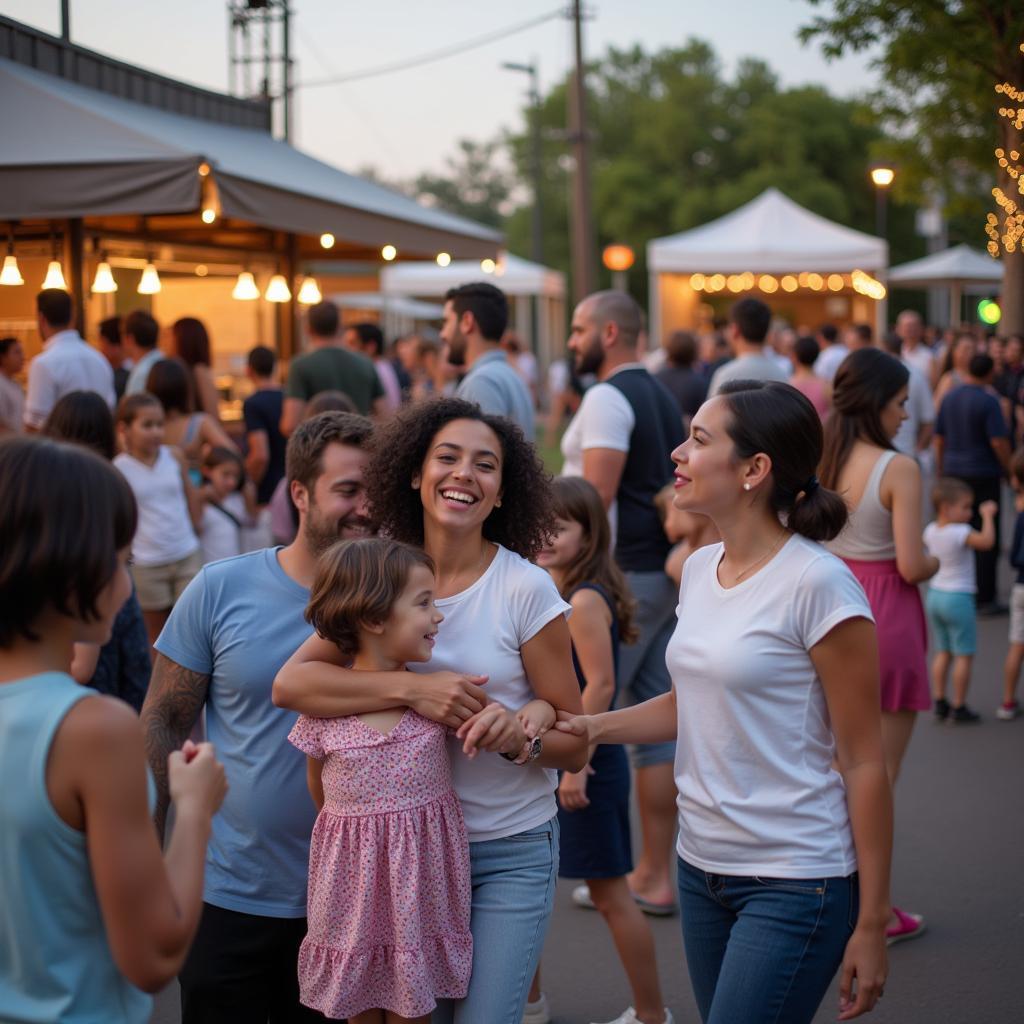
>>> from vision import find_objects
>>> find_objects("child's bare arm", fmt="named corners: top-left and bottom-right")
top-left (966, 501), bottom-right (998, 551)
top-left (306, 757), bottom-right (325, 811)
top-left (516, 698), bottom-right (556, 739)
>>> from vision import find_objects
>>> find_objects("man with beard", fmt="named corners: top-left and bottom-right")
top-left (442, 281), bottom-right (536, 440)
top-left (561, 290), bottom-right (685, 916)
top-left (141, 411), bottom-right (373, 1023)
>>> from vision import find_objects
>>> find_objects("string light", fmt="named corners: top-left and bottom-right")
top-left (320, 233), bottom-right (335, 249)
top-left (480, 258), bottom-right (496, 273)
top-left (827, 273), bottom-right (845, 291)
top-left (988, 43), bottom-right (1024, 256)
top-left (689, 273), bottom-right (706, 291)
top-left (381, 244), bottom-right (397, 261)
top-left (681, 270), bottom-right (881, 298)
top-left (758, 274), bottom-right (778, 294)
top-left (780, 275), bottom-right (798, 292)
top-left (436, 252), bottom-right (451, 267)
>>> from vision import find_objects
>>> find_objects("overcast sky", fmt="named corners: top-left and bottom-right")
top-left (2, 0), bottom-right (877, 179)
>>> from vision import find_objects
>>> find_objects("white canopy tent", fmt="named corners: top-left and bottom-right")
top-left (647, 188), bottom-right (889, 340)
top-left (888, 245), bottom-right (1002, 325)
top-left (380, 254), bottom-right (567, 371)
top-left (331, 292), bottom-right (444, 337)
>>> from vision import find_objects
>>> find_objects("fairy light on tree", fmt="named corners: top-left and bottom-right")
top-left (989, 45), bottom-right (1024, 261)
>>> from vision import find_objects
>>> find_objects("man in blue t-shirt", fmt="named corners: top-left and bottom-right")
top-left (935, 352), bottom-right (1011, 611)
top-left (141, 411), bottom-right (374, 1022)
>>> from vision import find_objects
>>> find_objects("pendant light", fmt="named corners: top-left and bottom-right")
top-left (91, 254), bottom-right (117, 293)
top-left (42, 229), bottom-right (68, 290)
top-left (137, 259), bottom-right (162, 295)
top-left (232, 271), bottom-right (260, 300)
top-left (296, 276), bottom-right (322, 305)
top-left (0, 225), bottom-right (23, 286)
top-left (264, 274), bottom-right (292, 303)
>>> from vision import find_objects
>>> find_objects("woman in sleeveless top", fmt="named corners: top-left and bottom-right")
top-left (820, 348), bottom-right (938, 946)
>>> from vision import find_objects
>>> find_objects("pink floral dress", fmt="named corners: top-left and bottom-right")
top-left (288, 709), bottom-right (472, 1020)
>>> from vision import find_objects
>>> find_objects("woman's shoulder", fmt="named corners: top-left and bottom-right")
top-left (491, 544), bottom-right (556, 588)
top-left (788, 534), bottom-right (862, 588)
top-left (568, 583), bottom-right (613, 620)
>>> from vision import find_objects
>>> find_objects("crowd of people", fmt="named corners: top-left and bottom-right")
top-left (0, 276), bottom-right (1020, 1024)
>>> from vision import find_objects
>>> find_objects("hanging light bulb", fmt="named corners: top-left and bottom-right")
top-left (43, 260), bottom-right (68, 290)
top-left (320, 233), bottom-right (335, 249)
top-left (381, 244), bottom-right (397, 261)
top-left (91, 258), bottom-right (117, 293)
top-left (297, 276), bottom-right (322, 305)
top-left (137, 261), bottom-right (162, 295)
top-left (265, 273), bottom-right (292, 302)
top-left (480, 258), bottom-right (496, 274)
top-left (0, 255), bottom-right (23, 286)
top-left (436, 252), bottom-right (452, 267)
top-left (232, 271), bottom-right (260, 300)
top-left (201, 207), bottom-right (217, 224)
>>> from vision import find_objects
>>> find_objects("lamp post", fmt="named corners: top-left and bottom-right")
top-left (602, 244), bottom-right (635, 293)
top-left (870, 164), bottom-right (895, 240)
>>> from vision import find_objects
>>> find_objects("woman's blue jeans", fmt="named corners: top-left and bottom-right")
top-left (677, 856), bottom-right (858, 1024)
top-left (433, 818), bottom-right (558, 1024)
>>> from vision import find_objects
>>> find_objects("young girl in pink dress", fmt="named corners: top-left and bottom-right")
top-left (288, 537), bottom-right (472, 1024)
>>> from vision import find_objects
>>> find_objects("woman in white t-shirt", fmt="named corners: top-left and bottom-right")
top-left (274, 397), bottom-right (587, 1024)
top-left (558, 381), bottom-right (892, 1024)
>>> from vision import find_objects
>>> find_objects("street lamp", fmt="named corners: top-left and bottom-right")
top-left (602, 244), bottom-right (635, 292)
top-left (870, 163), bottom-right (896, 239)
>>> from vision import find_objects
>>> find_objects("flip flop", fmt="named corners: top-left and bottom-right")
top-left (886, 907), bottom-right (926, 946)
top-left (632, 894), bottom-right (677, 917)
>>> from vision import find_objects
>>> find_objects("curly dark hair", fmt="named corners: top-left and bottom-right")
top-left (365, 397), bottom-right (555, 559)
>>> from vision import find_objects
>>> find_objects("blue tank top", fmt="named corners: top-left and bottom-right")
top-left (0, 672), bottom-right (152, 1023)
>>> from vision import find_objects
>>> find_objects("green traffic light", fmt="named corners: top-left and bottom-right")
top-left (978, 299), bottom-right (1002, 325)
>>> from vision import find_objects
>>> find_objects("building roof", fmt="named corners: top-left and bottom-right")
top-left (647, 188), bottom-right (887, 274)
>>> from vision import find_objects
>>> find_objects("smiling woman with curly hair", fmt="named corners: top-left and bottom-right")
top-left (366, 397), bottom-right (555, 558)
top-left (274, 396), bottom-right (588, 1023)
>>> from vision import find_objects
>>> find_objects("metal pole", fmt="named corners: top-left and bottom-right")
top-left (282, 1), bottom-right (292, 142)
top-left (568, 0), bottom-right (596, 303)
top-left (529, 62), bottom-right (543, 266)
top-left (875, 188), bottom-right (887, 242)
top-left (60, 0), bottom-right (70, 41)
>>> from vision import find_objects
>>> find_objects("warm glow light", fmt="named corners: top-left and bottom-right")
top-left (807, 273), bottom-right (824, 291)
top-left (265, 274), bottom-right (292, 302)
top-left (781, 275), bottom-right (798, 292)
top-left (827, 273), bottom-right (845, 291)
top-left (381, 245), bottom-right (397, 261)
top-left (195, 264), bottom-right (208, 277)
top-left (436, 252), bottom-right (452, 267)
top-left (602, 244), bottom-right (635, 272)
top-left (201, 207), bottom-right (217, 224)
top-left (689, 273), bottom-right (706, 291)
top-left (870, 166), bottom-right (895, 188)
top-left (480, 258), bottom-right (496, 274)
top-left (726, 274), bottom-right (744, 293)
top-left (90, 261), bottom-right (117, 293)
top-left (758, 274), bottom-right (778, 294)
top-left (0, 254), bottom-right (24, 286)
top-left (137, 262), bottom-right (161, 295)
top-left (740, 271), bottom-right (755, 290)
top-left (797, 272), bottom-right (811, 288)
top-left (851, 269), bottom-right (887, 300)
top-left (198, 162), bottom-right (211, 177)
top-left (297, 276), bottom-right (322, 305)
top-left (232, 271), bottom-right (260, 301)
top-left (43, 260), bottom-right (68, 291)
top-left (708, 274), bottom-right (726, 292)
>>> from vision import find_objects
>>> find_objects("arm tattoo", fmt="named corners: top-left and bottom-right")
top-left (140, 653), bottom-right (210, 841)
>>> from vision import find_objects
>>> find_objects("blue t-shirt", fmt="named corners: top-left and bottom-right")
top-left (155, 548), bottom-right (316, 918)
top-left (935, 384), bottom-right (1008, 478)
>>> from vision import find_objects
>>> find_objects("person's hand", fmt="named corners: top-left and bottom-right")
top-left (516, 700), bottom-right (556, 739)
top-left (554, 710), bottom-right (596, 745)
top-left (456, 702), bottom-right (526, 759)
top-left (168, 741), bottom-right (227, 819)
top-left (979, 500), bottom-right (998, 517)
top-left (837, 924), bottom-right (888, 1020)
top-left (557, 765), bottom-right (593, 811)
top-left (408, 672), bottom-right (488, 728)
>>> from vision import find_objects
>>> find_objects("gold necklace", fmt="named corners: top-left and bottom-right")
top-left (730, 532), bottom-right (788, 584)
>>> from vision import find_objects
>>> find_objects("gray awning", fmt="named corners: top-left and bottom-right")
top-left (0, 57), bottom-right (500, 257)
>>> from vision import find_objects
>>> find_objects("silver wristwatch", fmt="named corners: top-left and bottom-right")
top-left (501, 736), bottom-right (543, 764)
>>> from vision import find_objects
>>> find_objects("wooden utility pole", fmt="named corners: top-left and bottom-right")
top-left (568, 0), bottom-right (595, 303)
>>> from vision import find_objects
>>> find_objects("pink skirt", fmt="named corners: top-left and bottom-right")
top-left (843, 558), bottom-right (931, 712)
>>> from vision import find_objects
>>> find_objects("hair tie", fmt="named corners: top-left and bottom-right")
top-left (802, 475), bottom-right (820, 497)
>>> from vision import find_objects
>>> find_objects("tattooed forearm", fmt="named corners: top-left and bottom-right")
top-left (140, 653), bottom-right (210, 840)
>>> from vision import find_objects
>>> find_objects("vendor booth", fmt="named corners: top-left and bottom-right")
top-left (888, 245), bottom-right (1002, 327)
top-left (647, 188), bottom-right (889, 342)
top-left (380, 253), bottom-right (567, 373)
top-left (0, 15), bottom-right (499, 417)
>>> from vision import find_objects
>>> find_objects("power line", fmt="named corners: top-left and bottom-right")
top-left (296, 8), bottom-right (564, 89)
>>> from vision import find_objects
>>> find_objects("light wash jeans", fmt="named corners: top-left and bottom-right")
top-left (433, 817), bottom-right (558, 1024)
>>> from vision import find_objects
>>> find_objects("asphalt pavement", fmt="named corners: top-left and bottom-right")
top-left (151, 610), bottom-right (1023, 1024)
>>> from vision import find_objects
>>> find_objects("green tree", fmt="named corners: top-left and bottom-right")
top-left (800, 1), bottom-right (1024, 332)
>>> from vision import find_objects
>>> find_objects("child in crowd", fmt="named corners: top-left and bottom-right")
top-left (923, 477), bottom-right (997, 723)
top-left (0, 436), bottom-right (226, 1021)
top-left (654, 483), bottom-right (720, 587)
top-left (529, 477), bottom-right (673, 1024)
top-left (1000, 451), bottom-right (1024, 720)
top-left (114, 393), bottom-right (203, 647)
top-left (788, 334), bottom-right (830, 420)
top-left (287, 538), bottom-right (473, 1024)
top-left (198, 446), bottom-right (258, 565)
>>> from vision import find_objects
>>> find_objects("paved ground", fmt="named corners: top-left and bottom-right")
top-left (152, 609), bottom-right (1023, 1024)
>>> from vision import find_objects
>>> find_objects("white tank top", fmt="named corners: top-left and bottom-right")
top-left (114, 446), bottom-right (199, 566)
top-left (826, 450), bottom-right (897, 561)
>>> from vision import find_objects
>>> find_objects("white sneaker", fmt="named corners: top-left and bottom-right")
top-left (522, 992), bottom-right (552, 1024)
top-left (572, 882), bottom-right (596, 908)
top-left (591, 1008), bottom-right (674, 1024)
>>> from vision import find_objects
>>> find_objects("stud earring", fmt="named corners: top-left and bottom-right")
top-left (743, 483), bottom-right (751, 491)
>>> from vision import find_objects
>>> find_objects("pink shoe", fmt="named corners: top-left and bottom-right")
top-left (886, 907), bottom-right (926, 946)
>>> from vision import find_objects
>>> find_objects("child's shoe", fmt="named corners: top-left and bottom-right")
top-left (591, 1009), bottom-right (674, 1024)
top-left (933, 697), bottom-right (950, 721)
top-left (886, 907), bottom-right (926, 946)
top-left (996, 700), bottom-right (1021, 720)
top-left (522, 993), bottom-right (551, 1024)
top-left (950, 704), bottom-right (981, 724)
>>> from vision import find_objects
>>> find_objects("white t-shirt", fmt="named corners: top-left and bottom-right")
top-left (23, 330), bottom-right (115, 429)
top-left (901, 343), bottom-right (936, 384)
top-left (200, 492), bottom-right (250, 565)
top-left (814, 344), bottom-right (849, 383)
top-left (560, 370), bottom-right (637, 543)
top-left (668, 534), bottom-right (872, 877)
top-left (408, 544), bottom-right (570, 842)
top-left (114, 447), bottom-right (199, 566)
top-left (893, 361), bottom-right (935, 457)
top-left (923, 522), bottom-right (975, 593)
